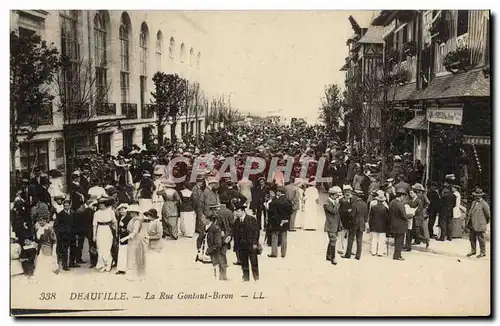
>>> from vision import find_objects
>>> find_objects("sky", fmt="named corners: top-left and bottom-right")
top-left (190, 10), bottom-right (376, 122)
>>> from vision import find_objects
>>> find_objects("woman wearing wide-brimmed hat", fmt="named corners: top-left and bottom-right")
top-left (160, 179), bottom-right (182, 240)
top-left (93, 197), bottom-right (117, 272)
top-left (33, 216), bottom-right (59, 278)
top-left (137, 171), bottom-right (156, 212)
top-left (120, 204), bottom-right (146, 281)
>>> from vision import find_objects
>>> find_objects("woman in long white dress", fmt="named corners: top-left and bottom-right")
top-left (294, 178), bottom-right (305, 229)
top-left (33, 216), bottom-right (59, 279)
top-left (303, 179), bottom-right (321, 231)
top-left (93, 197), bottom-right (117, 272)
top-left (120, 204), bottom-right (146, 281)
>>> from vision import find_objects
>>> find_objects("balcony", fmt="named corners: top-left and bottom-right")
top-left (18, 102), bottom-right (53, 126)
top-left (95, 103), bottom-right (117, 116)
top-left (141, 104), bottom-right (155, 119)
top-left (121, 103), bottom-right (138, 119)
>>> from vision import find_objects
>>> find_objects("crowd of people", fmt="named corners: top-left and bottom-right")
top-left (10, 122), bottom-right (490, 282)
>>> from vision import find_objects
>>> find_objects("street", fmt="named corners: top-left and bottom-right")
top-left (11, 195), bottom-right (490, 316)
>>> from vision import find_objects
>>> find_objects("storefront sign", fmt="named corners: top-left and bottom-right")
top-left (463, 135), bottom-right (491, 145)
top-left (383, 20), bottom-right (396, 37)
top-left (426, 107), bottom-right (463, 126)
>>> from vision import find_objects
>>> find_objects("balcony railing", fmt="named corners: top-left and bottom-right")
top-left (18, 102), bottom-right (53, 126)
top-left (141, 104), bottom-right (154, 119)
top-left (95, 103), bottom-right (117, 116)
top-left (121, 103), bottom-right (138, 119)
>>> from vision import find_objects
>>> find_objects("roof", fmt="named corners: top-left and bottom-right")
top-left (403, 114), bottom-right (427, 130)
top-left (414, 68), bottom-right (490, 101)
top-left (371, 10), bottom-right (395, 26)
top-left (379, 82), bottom-right (418, 102)
top-left (357, 26), bottom-right (384, 44)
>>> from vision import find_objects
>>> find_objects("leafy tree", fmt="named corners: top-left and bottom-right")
top-left (151, 72), bottom-right (188, 146)
top-left (10, 31), bottom-right (60, 173)
top-left (319, 84), bottom-right (344, 134)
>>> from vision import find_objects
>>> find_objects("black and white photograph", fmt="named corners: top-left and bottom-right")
top-left (8, 7), bottom-right (491, 317)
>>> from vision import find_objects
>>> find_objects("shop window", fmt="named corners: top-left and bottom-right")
top-left (55, 139), bottom-right (66, 174)
top-left (19, 141), bottom-right (49, 174)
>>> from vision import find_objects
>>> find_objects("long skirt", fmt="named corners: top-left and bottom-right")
top-left (180, 211), bottom-right (196, 237)
top-left (117, 244), bottom-right (128, 272)
top-left (295, 207), bottom-right (305, 229)
top-left (126, 237), bottom-right (146, 281)
top-left (11, 259), bottom-right (24, 276)
top-left (139, 198), bottom-right (153, 212)
top-left (303, 201), bottom-right (320, 230)
top-left (96, 225), bottom-right (114, 270)
top-left (33, 252), bottom-right (58, 279)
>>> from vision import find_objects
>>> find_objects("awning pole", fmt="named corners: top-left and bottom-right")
top-left (424, 116), bottom-right (431, 186)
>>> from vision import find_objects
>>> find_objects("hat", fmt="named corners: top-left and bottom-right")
top-left (207, 177), bottom-right (218, 184)
top-left (127, 204), bottom-right (141, 214)
top-left (54, 194), bottom-right (66, 200)
top-left (164, 179), bottom-right (177, 188)
top-left (412, 183), bottom-right (425, 192)
top-left (232, 200), bottom-right (247, 211)
top-left (394, 155), bottom-right (402, 161)
top-left (143, 171), bottom-right (151, 177)
top-left (208, 203), bottom-right (221, 209)
top-left (396, 188), bottom-right (407, 195)
top-left (342, 185), bottom-right (353, 191)
top-left (117, 203), bottom-right (129, 211)
top-left (98, 196), bottom-right (113, 204)
top-left (328, 186), bottom-right (342, 195)
top-left (375, 190), bottom-right (386, 201)
top-left (445, 174), bottom-right (456, 181)
top-left (354, 189), bottom-right (364, 195)
top-left (387, 178), bottom-right (394, 183)
top-left (472, 188), bottom-right (485, 197)
top-left (294, 178), bottom-right (304, 186)
top-left (144, 208), bottom-right (159, 219)
top-left (11, 232), bottom-right (18, 241)
top-left (72, 170), bottom-right (81, 176)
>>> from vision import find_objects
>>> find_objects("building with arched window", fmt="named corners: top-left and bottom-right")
top-left (10, 10), bottom-right (212, 184)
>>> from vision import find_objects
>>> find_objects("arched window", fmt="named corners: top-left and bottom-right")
top-left (169, 37), bottom-right (175, 63)
top-left (180, 43), bottom-right (185, 63)
top-left (94, 11), bottom-right (107, 103)
top-left (189, 48), bottom-right (194, 67)
top-left (156, 30), bottom-right (163, 72)
top-left (139, 22), bottom-right (149, 77)
top-left (119, 12), bottom-right (131, 103)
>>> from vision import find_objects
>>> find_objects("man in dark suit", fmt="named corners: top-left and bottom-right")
top-left (81, 199), bottom-right (98, 268)
top-left (338, 185), bottom-right (354, 255)
top-left (232, 200), bottom-right (260, 282)
top-left (54, 200), bottom-right (77, 270)
top-left (439, 183), bottom-right (456, 241)
top-left (284, 180), bottom-right (300, 231)
top-left (342, 190), bottom-right (368, 260)
top-left (216, 195), bottom-right (234, 279)
top-left (267, 186), bottom-right (293, 258)
top-left (426, 181), bottom-right (441, 238)
top-left (28, 167), bottom-right (47, 202)
top-left (205, 207), bottom-right (224, 280)
top-left (389, 188), bottom-right (410, 261)
top-left (324, 186), bottom-right (343, 265)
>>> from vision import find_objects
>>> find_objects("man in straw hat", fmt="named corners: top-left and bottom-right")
top-left (369, 190), bottom-right (390, 257)
top-left (389, 188), bottom-right (410, 261)
top-left (324, 186), bottom-right (342, 265)
top-left (466, 188), bottom-right (490, 258)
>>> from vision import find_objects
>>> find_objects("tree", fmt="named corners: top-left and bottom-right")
top-left (318, 84), bottom-right (344, 133)
top-left (54, 57), bottom-right (113, 175)
top-left (10, 31), bottom-right (60, 174)
top-left (151, 72), bottom-right (188, 146)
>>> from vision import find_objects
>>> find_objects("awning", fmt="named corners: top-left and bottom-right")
top-left (403, 114), bottom-right (427, 130)
top-left (463, 135), bottom-right (491, 145)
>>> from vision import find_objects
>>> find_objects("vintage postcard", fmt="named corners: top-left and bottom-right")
top-left (9, 9), bottom-right (491, 316)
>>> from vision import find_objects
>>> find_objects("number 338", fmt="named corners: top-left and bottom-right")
top-left (39, 292), bottom-right (56, 300)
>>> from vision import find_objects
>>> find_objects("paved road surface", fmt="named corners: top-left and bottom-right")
top-left (11, 195), bottom-right (490, 316)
